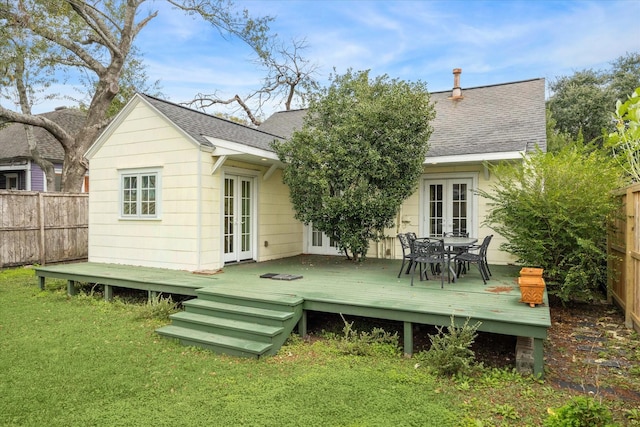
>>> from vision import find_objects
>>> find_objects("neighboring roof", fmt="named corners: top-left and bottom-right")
top-left (257, 78), bottom-right (547, 160)
top-left (0, 107), bottom-right (86, 162)
top-left (139, 94), bottom-right (282, 152)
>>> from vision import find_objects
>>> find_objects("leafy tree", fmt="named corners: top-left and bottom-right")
top-left (477, 145), bottom-right (624, 302)
top-left (547, 52), bottom-right (640, 146)
top-left (606, 87), bottom-right (640, 182)
top-left (0, 0), bottom-right (272, 192)
top-left (274, 69), bottom-right (435, 261)
top-left (545, 108), bottom-right (582, 154)
top-left (0, 12), bottom-right (68, 191)
top-left (609, 53), bottom-right (640, 104)
top-left (547, 69), bottom-right (610, 145)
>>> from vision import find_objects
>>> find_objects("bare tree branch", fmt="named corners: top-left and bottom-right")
top-left (186, 37), bottom-right (319, 123)
top-left (0, 0), bottom-right (272, 192)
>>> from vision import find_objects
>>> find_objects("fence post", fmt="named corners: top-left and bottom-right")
top-left (39, 192), bottom-right (46, 266)
top-left (625, 185), bottom-right (636, 329)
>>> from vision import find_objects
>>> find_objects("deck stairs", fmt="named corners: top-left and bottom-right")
top-left (156, 287), bottom-right (304, 358)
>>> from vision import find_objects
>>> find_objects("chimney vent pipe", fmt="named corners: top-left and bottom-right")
top-left (451, 68), bottom-right (463, 99)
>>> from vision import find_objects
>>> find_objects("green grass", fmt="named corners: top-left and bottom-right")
top-left (0, 267), bottom-right (634, 426)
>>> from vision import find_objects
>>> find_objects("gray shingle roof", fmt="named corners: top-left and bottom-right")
top-left (258, 109), bottom-right (308, 138)
top-left (0, 107), bottom-right (86, 162)
top-left (257, 78), bottom-right (546, 158)
top-left (141, 94), bottom-right (281, 152)
top-left (139, 78), bottom-right (546, 159)
top-left (427, 78), bottom-right (546, 157)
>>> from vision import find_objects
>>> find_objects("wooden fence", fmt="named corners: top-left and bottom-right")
top-left (0, 191), bottom-right (88, 268)
top-left (608, 182), bottom-right (640, 333)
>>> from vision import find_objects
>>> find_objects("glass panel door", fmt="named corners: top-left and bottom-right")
top-left (223, 174), bottom-right (255, 263)
top-left (428, 182), bottom-right (444, 237)
top-left (424, 178), bottom-right (472, 237)
top-left (306, 224), bottom-right (342, 255)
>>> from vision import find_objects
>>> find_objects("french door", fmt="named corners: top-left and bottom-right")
top-left (223, 174), bottom-right (255, 263)
top-left (423, 178), bottom-right (473, 237)
top-left (305, 224), bottom-right (342, 255)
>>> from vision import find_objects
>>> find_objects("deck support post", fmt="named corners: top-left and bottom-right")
top-left (67, 280), bottom-right (76, 296)
top-left (298, 310), bottom-right (308, 337)
top-left (533, 338), bottom-right (544, 378)
top-left (38, 276), bottom-right (45, 290)
top-left (403, 321), bottom-right (413, 357)
top-left (149, 291), bottom-right (158, 301)
top-left (104, 284), bottom-right (113, 301)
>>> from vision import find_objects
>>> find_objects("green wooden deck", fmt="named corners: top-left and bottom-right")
top-left (34, 255), bottom-right (550, 375)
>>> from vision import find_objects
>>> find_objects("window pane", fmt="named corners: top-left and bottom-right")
top-left (122, 175), bottom-right (138, 215)
top-left (122, 173), bottom-right (159, 218)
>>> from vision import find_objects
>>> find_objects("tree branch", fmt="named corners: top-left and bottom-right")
top-left (0, 106), bottom-right (75, 150)
top-left (67, 0), bottom-right (120, 53)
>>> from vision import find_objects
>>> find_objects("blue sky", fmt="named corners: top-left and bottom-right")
top-left (35, 0), bottom-right (640, 116)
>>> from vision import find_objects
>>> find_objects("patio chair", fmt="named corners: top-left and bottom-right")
top-left (453, 235), bottom-right (493, 284)
top-left (443, 231), bottom-right (470, 273)
top-left (464, 235), bottom-right (493, 278)
top-left (410, 239), bottom-right (447, 288)
top-left (397, 233), bottom-right (418, 278)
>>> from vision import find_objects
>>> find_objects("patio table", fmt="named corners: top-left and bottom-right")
top-left (421, 236), bottom-right (478, 282)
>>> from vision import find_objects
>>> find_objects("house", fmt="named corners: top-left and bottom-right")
top-left (0, 107), bottom-right (88, 191)
top-left (85, 70), bottom-right (546, 271)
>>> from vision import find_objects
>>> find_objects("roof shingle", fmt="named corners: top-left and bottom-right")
top-left (0, 107), bottom-right (86, 162)
top-left (141, 94), bottom-right (282, 152)
top-left (257, 78), bottom-right (546, 157)
top-left (137, 78), bottom-right (546, 159)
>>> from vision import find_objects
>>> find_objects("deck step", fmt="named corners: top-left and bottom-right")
top-left (157, 290), bottom-right (304, 358)
top-left (156, 325), bottom-right (272, 358)
top-left (183, 298), bottom-right (295, 325)
top-left (195, 287), bottom-right (303, 311)
top-left (169, 311), bottom-right (283, 341)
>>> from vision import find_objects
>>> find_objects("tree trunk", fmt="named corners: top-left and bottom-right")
top-left (24, 125), bottom-right (57, 191)
top-left (61, 146), bottom-right (88, 193)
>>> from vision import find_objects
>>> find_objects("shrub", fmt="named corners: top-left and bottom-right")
top-left (418, 316), bottom-right (480, 377)
top-left (544, 396), bottom-right (617, 427)
top-left (335, 314), bottom-right (400, 356)
top-left (607, 87), bottom-right (640, 182)
top-left (477, 145), bottom-right (623, 302)
top-left (134, 293), bottom-right (178, 321)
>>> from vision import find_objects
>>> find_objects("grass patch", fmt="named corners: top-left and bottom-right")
top-left (0, 267), bottom-right (635, 426)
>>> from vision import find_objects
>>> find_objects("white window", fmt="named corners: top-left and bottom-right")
top-left (5, 173), bottom-right (18, 190)
top-left (119, 168), bottom-right (161, 219)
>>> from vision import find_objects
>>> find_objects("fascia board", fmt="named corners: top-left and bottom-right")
top-left (86, 94), bottom-right (204, 160)
top-left (85, 94), bottom-right (143, 159)
top-left (204, 136), bottom-right (280, 161)
top-left (424, 151), bottom-right (525, 165)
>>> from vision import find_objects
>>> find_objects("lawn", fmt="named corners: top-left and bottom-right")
top-left (0, 267), bottom-right (636, 426)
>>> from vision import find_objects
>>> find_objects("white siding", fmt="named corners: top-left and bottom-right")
top-left (89, 101), bottom-right (207, 271)
top-left (257, 168), bottom-right (303, 261)
top-left (388, 164), bottom-right (518, 265)
top-left (88, 97), bottom-right (518, 271)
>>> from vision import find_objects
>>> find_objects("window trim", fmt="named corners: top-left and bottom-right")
top-left (118, 168), bottom-right (162, 220)
top-left (5, 173), bottom-right (19, 190)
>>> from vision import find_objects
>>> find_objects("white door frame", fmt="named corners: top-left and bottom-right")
top-left (303, 224), bottom-right (343, 255)
top-left (221, 167), bottom-right (259, 263)
top-left (419, 172), bottom-right (479, 238)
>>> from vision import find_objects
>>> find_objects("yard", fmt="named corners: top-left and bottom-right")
top-left (1, 265), bottom-right (639, 426)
